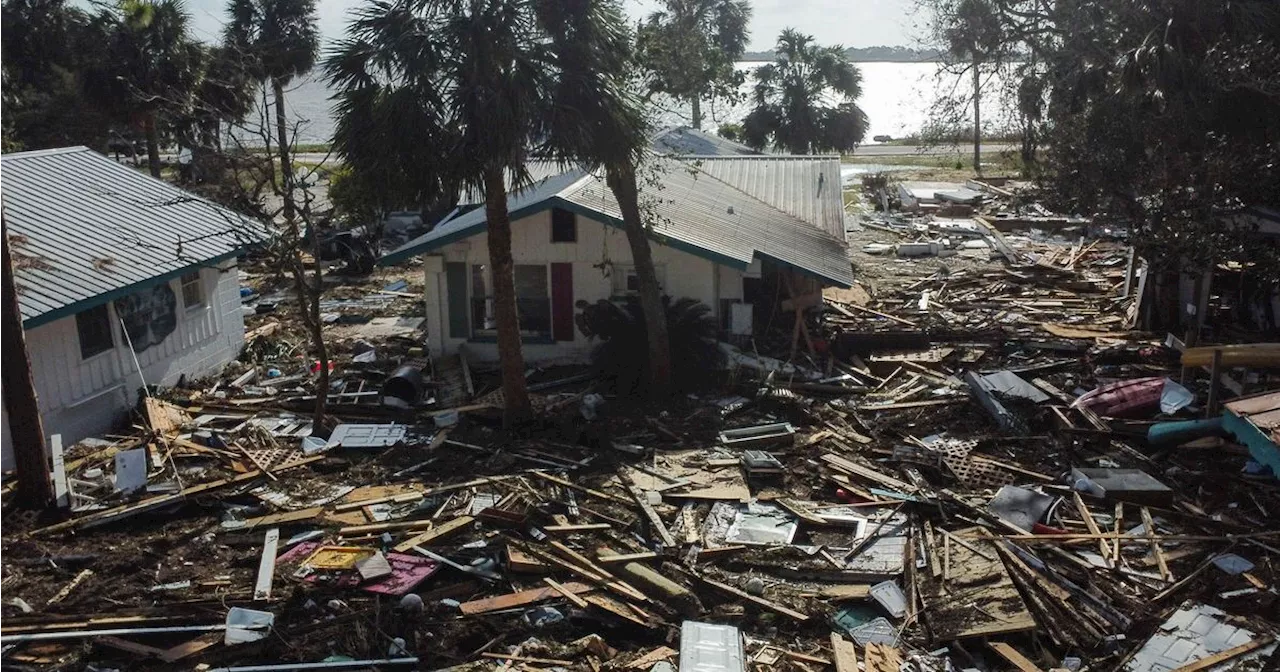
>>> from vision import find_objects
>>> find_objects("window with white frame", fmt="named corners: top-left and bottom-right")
top-left (180, 271), bottom-right (203, 310)
top-left (611, 264), bottom-right (664, 298)
top-left (470, 263), bottom-right (552, 338)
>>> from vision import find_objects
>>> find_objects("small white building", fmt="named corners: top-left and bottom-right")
top-left (383, 155), bottom-right (853, 363)
top-left (1, 147), bottom-right (254, 468)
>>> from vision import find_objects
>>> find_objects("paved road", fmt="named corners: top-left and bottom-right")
top-left (851, 143), bottom-right (1017, 157)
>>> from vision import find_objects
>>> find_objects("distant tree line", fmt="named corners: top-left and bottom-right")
top-left (742, 45), bottom-right (945, 62)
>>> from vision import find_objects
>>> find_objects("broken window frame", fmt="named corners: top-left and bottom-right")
top-left (470, 263), bottom-right (553, 341)
top-left (180, 270), bottom-right (204, 311)
top-left (610, 263), bottom-right (665, 299)
top-left (75, 303), bottom-right (115, 360)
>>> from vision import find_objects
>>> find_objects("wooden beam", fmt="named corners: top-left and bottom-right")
top-left (699, 576), bottom-right (809, 622)
top-left (1169, 635), bottom-right (1274, 672)
top-left (1072, 492), bottom-right (1112, 566)
top-left (459, 581), bottom-right (594, 615)
top-left (253, 528), bottom-right (279, 601)
top-left (1140, 507), bottom-right (1173, 582)
top-left (391, 516), bottom-right (475, 552)
top-left (543, 578), bottom-right (590, 608)
top-left (988, 642), bottom-right (1044, 672)
top-left (830, 633), bottom-right (858, 672)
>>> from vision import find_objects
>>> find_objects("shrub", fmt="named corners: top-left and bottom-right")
top-left (578, 296), bottom-right (725, 395)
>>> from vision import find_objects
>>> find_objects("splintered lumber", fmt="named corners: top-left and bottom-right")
top-left (1140, 507), bottom-right (1173, 582)
top-left (617, 469), bottom-right (677, 547)
top-left (1169, 635), bottom-right (1274, 672)
top-left (159, 634), bottom-right (221, 662)
top-left (775, 498), bottom-right (826, 525)
top-left (988, 642), bottom-right (1045, 672)
top-left (821, 453), bottom-right (916, 493)
top-left (392, 516), bottom-right (476, 552)
top-left (544, 523), bottom-right (612, 533)
top-left (459, 581), bottom-right (594, 615)
top-left (830, 633), bottom-right (858, 672)
top-left (244, 506), bottom-right (323, 530)
top-left (582, 592), bottom-right (652, 627)
top-left (543, 578), bottom-right (590, 608)
top-left (699, 576), bottom-right (810, 622)
top-left (32, 457), bottom-right (324, 535)
top-left (845, 302), bottom-right (917, 327)
top-left (626, 647), bottom-right (678, 669)
top-left (863, 643), bottom-right (903, 672)
top-left (596, 551), bottom-right (659, 564)
top-left (1072, 492), bottom-right (1112, 566)
top-left (97, 636), bottom-right (167, 658)
top-left (531, 471), bottom-right (631, 505)
top-left (816, 585), bottom-right (872, 600)
top-left (47, 569), bottom-right (94, 605)
top-left (917, 528), bottom-right (1036, 639)
top-left (548, 541), bottom-right (650, 603)
top-left (482, 653), bottom-right (574, 666)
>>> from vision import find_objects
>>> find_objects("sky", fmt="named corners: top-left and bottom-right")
top-left (179, 0), bottom-right (921, 50)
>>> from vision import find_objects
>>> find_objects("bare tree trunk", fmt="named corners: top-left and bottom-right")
top-left (972, 60), bottom-right (982, 177)
top-left (606, 162), bottom-right (672, 398)
top-left (144, 110), bottom-right (162, 178)
top-left (2, 220), bottom-right (53, 509)
top-left (483, 166), bottom-right (532, 424)
top-left (308, 223), bottom-right (329, 429)
top-left (273, 78), bottom-right (295, 222)
top-left (691, 97), bottom-right (703, 130)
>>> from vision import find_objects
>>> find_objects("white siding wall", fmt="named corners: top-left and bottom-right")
top-left (424, 211), bottom-right (742, 363)
top-left (1, 260), bottom-right (245, 468)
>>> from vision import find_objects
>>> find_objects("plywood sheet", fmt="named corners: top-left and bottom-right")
top-left (917, 527), bottom-right (1036, 639)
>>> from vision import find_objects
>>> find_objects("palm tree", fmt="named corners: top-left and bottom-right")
top-left (942, 0), bottom-right (1004, 176)
top-left (742, 29), bottom-right (868, 155)
top-left (536, 0), bottom-right (673, 396)
top-left (224, 0), bottom-right (318, 221)
top-left (98, 0), bottom-right (203, 177)
top-left (637, 0), bottom-right (751, 129)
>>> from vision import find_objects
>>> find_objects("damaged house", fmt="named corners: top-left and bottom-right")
top-left (382, 155), bottom-right (853, 362)
top-left (1, 147), bottom-right (253, 468)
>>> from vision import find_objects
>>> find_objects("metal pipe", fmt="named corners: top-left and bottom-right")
top-left (0, 623), bottom-right (264, 643)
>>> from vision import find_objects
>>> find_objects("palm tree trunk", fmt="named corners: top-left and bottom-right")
top-left (972, 60), bottom-right (982, 177)
top-left (308, 222), bottom-right (330, 429)
top-left (273, 78), bottom-right (295, 222)
top-left (144, 110), bottom-right (162, 178)
top-left (2, 220), bottom-right (53, 509)
top-left (606, 161), bottom-right (672, 398)
top-left (483, 165), bottom-right (532, 424)
top-left (691, 97), bottom-right (703, 130)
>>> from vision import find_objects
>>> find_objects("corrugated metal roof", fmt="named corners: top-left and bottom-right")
top-left (381, 168), bottom-right (588, 265)
top-left (456, 161), bottom-right (575, 205)
top-left (650, 127), bottom-right (761, 157)
top-left (2, 146), bottom-right (258, 327)
top-left (692, 156), bottom-right (845, 241)
top-left (384, 158), bottom-right (853, 287)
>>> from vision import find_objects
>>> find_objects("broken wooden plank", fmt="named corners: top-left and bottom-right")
top-left (1169, 635), bottom-right (1275, 672)
top-left (821, 452), bottom-right (916, 493)
top-left (699, 576), bottom-right (809, 622)
top-left (830, 633), bottom-right (858, 672)
top-left (97, 636), bottom-right (166, 657)
top-left (244, 506), bottom-right (323, 530)
top-left (458, 581), bottom-right (594, 615)
top-left (1140, 506), bottom-right (1173, 582)
top-left (988, 642), bottom-right (1044, 672)
top-left (544, 577), bottom-right (590, 609)
top-left (544, 523), bottom-right (612, 533)
top-left (596, 551), bottom-right (659, 565)
top-left (1072, 492), bottom-right (1113, 566)
top-left (254, 528), bottom-right (280, 601)
top-left (392, 516), bottom-right (476, 552)
top-left (47, 569), bottom-right (93, 605)
top-left (626, 646), bottom-right (678, 669)
top-left (531, 471), bottom-right (631, 505)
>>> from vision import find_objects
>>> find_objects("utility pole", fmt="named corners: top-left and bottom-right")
top-left (1, 220), bottom-right (53, 509)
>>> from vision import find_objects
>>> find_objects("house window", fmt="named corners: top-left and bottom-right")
top-left (180, 271), bottom-right (203, 309)
top-left (551, 208), bottom-right (577, 243)
top-left (611, 264), bottom-right (665, 298)
top-left (470, 264), bottom-right (551, 339)
top-left (75, 304), bottom-right (114, 359)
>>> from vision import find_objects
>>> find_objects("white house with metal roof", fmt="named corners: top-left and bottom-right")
top-left (382, 155), bottom-right (852, 363)
top-left (1, 147), bottom-right (255, 468)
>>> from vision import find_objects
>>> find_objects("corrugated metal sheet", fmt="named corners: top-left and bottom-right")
top-left (692, 156), bottom-right (845, 240)
top-left (384, 158), bottom-right (854, 288)
top-left (2, 147), bottom-right (257, 327)
top-left (651, 127), bottom-right (760, 157)
top-left (562, 158), bottom-right (854, 287)
top-left (455, 161), bottom-right (576, 206)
